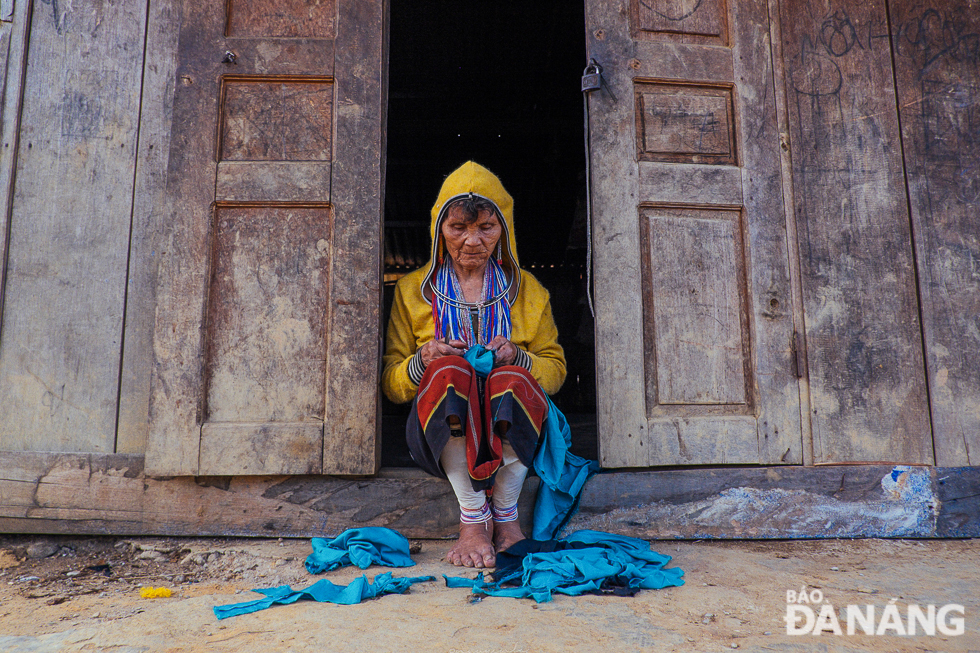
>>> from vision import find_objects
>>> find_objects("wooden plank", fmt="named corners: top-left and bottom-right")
top-left (778, 0), bottom-right (932, 464)
top-left (199, 423), bottom-right (323, 475)
top-left (205, 206), bottom-right (331, 423)
top-left (638, 161), bottom-right (742, 205)
top-left (115, 0), bottom-right (182, 454)
top-left (146, 0), bottom-right (227, 475)
top-left (570, 465), bottom-right (944, 539)
top-left (0, 0), bottom-right (148, 452)
top-left (644, 416), bottom-right (760, 464)
top-left (215, 162), bottom-right (332, 202)
top-left (633, 40), bottom-right (734, 81)
top-left (635, 83), bottom-right (737, 165)
top-left (3, 452), bottom-right (977, 539)
top-left (588, 0), bottom-right (653, 469)
top-left (0, 0), bottom-right (12, 23)
top-left (729, 0), bottom-right (803, 465)
top-left (766, 0), bottom-right (815, 465)
top-left (889, 1), bottom-right (980, 466)
top-left (643, 208), bottom-right (747, 405)
top-left (936, 467), bottom-right (980, 537)
top-left (322, 0), bottom-right (386, 475)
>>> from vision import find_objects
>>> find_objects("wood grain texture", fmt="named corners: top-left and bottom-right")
top-left (728, 0), bottom-right (803, 465)
top-left (226, 0), bottom-right (337, 39)
top-left (0, 0), bottom-right (147, 452)
top-left (633, 40), bottom-right (734, 81)
top-left (642, 208), bottom-right (748, 405)
top-left (147, 0), bottom-right (359, 477)
top-left (147, 0), bottom-right (227, 474)
top-left (571, 465), bottom-right (944, 538)
top-left (2, 452), bottom-right (976, 539)
top-left (1, 0), bottom-right (14, 23)
top-left (215, 161), bottom-right (332, 202)
top-left (0, 0), bottom-right (29, 354)
top-left (589, 0), bottom-right (802, 467)
top-left (779, 0), bottom-right (932, 464)
top-left (116, 0), bottom-right (182, 455)
top-left (889, 0), bottom-right (980, 466)
top-left (635, 83), bottom-right (736, 164)
top-left (220, 80), bottom-right (333, 161)
top-left (205, 206), bottom-right (330, 423)
top-left (633, 0), bottom-right (728, 45)
top-left (588, 0), bottom-right (650, 468)
top-left (638, 161), bottom-right (743, 205)
top-left (321, 0), bottom-right (386, 475)
top-left (199, 423), bottom-right (322, 475)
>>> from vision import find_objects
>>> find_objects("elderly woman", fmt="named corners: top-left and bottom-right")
top-left (383, 162), bottom-right (566, 568)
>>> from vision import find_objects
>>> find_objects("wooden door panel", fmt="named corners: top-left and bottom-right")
top-left (779, 0), bottom-right (932, 464)
top-left (889, 0), bottom-right (980, 466)
top-left (204, 206), bottom-right (331, 423)
top-left (588, 0), bottom-right (802, 467)
top-left (147, 0), bottom-right (384, 476)
top-left (642, 208), bottom-right (749, 406)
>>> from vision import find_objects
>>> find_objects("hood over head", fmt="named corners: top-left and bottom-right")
top-left (421, 161), bottom-right (521, 304)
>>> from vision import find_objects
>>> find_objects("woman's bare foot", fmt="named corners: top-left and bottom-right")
top-left (492, 520), bottom-right (525, 553)
top-left (446, 520), bottom-right (496, 568)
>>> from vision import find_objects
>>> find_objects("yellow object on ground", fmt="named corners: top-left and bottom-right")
top-left (139, 587), bottom-right (172, 599)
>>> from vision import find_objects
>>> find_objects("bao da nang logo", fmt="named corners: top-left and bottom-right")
top-left (785, 586), bottom-right (965, 636)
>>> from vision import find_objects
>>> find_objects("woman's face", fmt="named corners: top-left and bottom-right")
top-left (441, 205), bottom-right (503, 273)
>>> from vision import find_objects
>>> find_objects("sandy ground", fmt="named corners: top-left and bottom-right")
top-left (0, 534), bottom-right (976, 652)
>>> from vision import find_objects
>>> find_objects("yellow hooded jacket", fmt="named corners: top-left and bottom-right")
top-left (382, 161), bottom-right (566, 404)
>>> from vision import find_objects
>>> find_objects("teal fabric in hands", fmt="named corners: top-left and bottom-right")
top-left (305, 527), bottom-right (416, 574)
top-left (532, 397), bottom-right (600, 540)
top-left (213, 573), bottom-right (436, 619)
top-left (463, 345), bottom-right (494, 378)
top-left (444, 530), bottom-right (685, 603)
top-left (464, 344), bottom-right (599, 540)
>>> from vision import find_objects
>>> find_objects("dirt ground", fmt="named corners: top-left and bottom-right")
top-left (0, 534), bottom-right (976, 652)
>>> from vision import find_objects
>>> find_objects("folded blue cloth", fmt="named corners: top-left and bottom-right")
top-left (305, 527), bottom-right (416, 574)
top-left (213, 573), bottom-right (436, 619)
top-left (444, 530), bottom-right (684, 603)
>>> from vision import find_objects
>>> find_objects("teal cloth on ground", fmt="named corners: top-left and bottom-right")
top-left (304, 526), bottom-right (416, 574)
top-left (443, 530), bottom-right (684, 603)
top-left (213, 573), bottom-right (436, 619)
top-left (462, 345), bottom-right (599, 540)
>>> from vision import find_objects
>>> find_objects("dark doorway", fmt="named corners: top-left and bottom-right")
top-left (381, 0), bottom-right (596, 466)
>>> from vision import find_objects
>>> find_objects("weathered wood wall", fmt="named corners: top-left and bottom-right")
top-left (0, 0), bottom-right (978, 539)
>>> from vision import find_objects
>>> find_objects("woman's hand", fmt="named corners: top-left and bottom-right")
top-left (419, 338), bottom-right (467, 367)
top-left (487, 335), bottom-right (518, 367)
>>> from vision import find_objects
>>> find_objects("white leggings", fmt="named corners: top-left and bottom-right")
top-left (440, 435), bottom-right (529, 521)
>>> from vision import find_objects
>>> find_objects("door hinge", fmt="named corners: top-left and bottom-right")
top-left (792, 331), bottom-right (805, 378)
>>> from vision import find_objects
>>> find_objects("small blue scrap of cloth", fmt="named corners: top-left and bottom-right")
top-left (214, 527), bottom-right (427, 619)
top-left (444, 530), bottom-right (685, 603)
top-left (305, 527), bottom-right (416, 573)
top-left (213, 572), bottom-right (436, 619)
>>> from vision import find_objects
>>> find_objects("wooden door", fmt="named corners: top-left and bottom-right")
top-left (778, 0), bottom-right (932, 464)
top-left (587, 0), bottom-right (803, 467)
top-left (146, 0), bottom-right (386, 475)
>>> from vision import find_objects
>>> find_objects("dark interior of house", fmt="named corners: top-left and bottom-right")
top-left (381, 0), bottom-right (596, 466)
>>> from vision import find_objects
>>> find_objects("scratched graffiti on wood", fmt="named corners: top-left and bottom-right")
top-left (633, 0), bottom-right (728, 44)
top-left (890, 0), bottom-right (980, 466)
top-left (779, 0), bottom-right (932, 464)
top-left (634, 83), bottom-right (737, 165)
